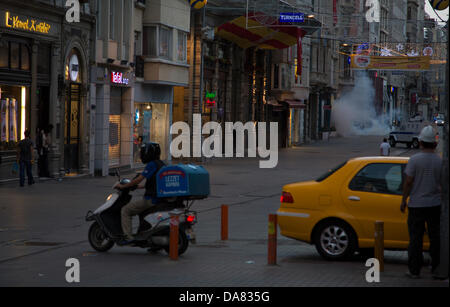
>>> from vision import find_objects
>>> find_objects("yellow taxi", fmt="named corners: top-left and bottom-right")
top-left (277, 157), bottom-right (429, 260)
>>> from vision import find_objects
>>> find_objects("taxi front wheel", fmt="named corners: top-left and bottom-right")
top-left (314, 220), bottom-right (357, 260)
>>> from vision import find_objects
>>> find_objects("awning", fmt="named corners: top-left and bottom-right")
top-left (216, 12), bottom-right (306, 50)
top-left (285, 100), bottom-right (306, 109)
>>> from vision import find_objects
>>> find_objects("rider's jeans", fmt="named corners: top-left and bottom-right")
top-left (121, 198), bottom-right (153, 239)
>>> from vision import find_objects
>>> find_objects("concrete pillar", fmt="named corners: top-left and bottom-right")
top-left (120, 86), bottom-right (134, 167)
top-left (95, 83), bottom-right (110, 176)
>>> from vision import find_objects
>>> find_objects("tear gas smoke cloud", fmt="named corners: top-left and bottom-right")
top-left (331, 73), bottom-right (391, 137)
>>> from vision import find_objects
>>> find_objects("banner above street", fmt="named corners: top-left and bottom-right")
top-left (350, 55), bottom-right (431, 71)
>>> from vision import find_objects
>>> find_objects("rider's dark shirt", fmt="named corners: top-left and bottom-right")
top-left (142, 161), bottom-right (158, 202)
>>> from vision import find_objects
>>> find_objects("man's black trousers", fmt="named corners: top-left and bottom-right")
top-left (407, 206), bottom-right (441, 275)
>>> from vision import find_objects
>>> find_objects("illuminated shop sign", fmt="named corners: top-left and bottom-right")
top-left (111, 71), bottom-right (129, 85)
top-left (4, 11), bottom-right (51, 34)
top-left (205, 91), bottom-right (216, 107)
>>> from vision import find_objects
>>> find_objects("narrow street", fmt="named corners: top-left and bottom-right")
top-left (0, 136), bottom-right (446, 287)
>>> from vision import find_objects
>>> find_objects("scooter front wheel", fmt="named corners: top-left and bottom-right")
top-left (163, 229), bottom-right (189, 256)
top-left (88, 222), bottom-right (115, 252)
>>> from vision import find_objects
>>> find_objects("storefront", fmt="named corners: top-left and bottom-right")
top-left (134, 84), bottom-right (172, 163)
top-left (0, 7), bottom-right (59, 181)
top-left (111, 70), bottom-right (133, 169)
top-left (64, 49), bottom-right (84, 173)
top-left (286, 100), bottom-right (306, 146)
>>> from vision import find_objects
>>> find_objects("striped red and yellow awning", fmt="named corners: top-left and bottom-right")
top-left (216, 12), bottom-right (305, 50)
top-left (216, 12), bottom-right (306, 76)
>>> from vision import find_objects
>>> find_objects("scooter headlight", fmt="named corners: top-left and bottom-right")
top-left (106, 194), bottom-right (113, 201)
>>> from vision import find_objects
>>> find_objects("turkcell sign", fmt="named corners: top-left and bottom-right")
top-left (279, 12), bottom-right (304, 23)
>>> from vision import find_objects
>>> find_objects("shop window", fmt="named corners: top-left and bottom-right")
top-left (0, 85), bottom-right (28, 150)
top-left (109, 115), bottom-right (121, 166)
top-left (0, 41), bottom-right (31, 72)
top-left (133, 102), bottom-right (170, 162)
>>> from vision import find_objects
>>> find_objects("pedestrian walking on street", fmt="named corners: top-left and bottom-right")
top-left (401, 125), bottom-right (442, 279)
top-left (380, 138), bottom-right (391, 156)
top-left (16, 130), bottom-right (35, 187)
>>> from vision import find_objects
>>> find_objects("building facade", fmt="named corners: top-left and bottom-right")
top-left (0, 0), bottom-right (94, 181)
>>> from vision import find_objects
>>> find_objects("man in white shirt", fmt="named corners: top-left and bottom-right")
top-left (380, 138), bottom-right (391, 156)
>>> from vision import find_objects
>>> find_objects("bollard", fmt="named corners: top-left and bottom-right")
top-left (374, 221), bottom-right (384, 272)
top-left (221, 205), bottom-right (229, 241)
top-left (268, 214), bottom-right (277, 265)
top-left (169, 214), bottom-right (180, 260)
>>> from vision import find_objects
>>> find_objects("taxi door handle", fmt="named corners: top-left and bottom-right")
top-left (348, 196), bottom-right (360, 201)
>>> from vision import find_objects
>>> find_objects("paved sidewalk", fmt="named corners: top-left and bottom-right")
top-left (0, 136), bottom-right (447, 287)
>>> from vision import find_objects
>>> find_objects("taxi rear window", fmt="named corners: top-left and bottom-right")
top-left (316, 161), bottom-right (347, 182)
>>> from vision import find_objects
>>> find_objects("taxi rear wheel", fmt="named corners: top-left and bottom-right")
top-left (314, 220), bottom-right (357, 260)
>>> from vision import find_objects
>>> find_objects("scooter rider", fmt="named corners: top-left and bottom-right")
top-left (114, 142), bottom-right (165, 245)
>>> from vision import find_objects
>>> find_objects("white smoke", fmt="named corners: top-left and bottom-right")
top-left (331, 72), bottom-right (390, 137)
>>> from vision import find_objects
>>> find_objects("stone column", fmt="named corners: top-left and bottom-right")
top-left (89, 82), bottom-right (96, 175)
top-left (30, 42), bottom-right (38, 142)
top-left (80, 84), bottom-right (89, 173)
top-left (95, 83), bottom-right (110, 176)
top-left (49, 43), bottom-right (61, 177)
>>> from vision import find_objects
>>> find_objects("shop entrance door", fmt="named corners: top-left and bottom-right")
top-left (64, 84), bottom-right (81, 173)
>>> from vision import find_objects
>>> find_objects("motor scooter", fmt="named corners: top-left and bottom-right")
top-left (85, 170), bottom-right (199, 255)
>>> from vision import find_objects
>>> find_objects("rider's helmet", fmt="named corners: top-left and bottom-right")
top-left (140, 142), bottom-right (161, 163)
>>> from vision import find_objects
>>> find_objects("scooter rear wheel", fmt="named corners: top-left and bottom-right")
top-left (88, 222), bottom-right (115, 252)
top-left (163, 229), bottom-right (189, 256)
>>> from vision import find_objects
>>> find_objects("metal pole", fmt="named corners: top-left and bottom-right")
top-left (169, 214), bottom-right (180, 261)
top-left (221, 205), bottom-right (229, 241)
top-left (199, 6), bottom-right (206, 115)
top-left (374, 221), bottom-right (384, 273)
top-left (436, 21), bottom-right (449, 280)
top-left (268, 214), bottom-right (277, 265)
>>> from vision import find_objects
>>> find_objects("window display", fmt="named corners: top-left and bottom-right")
top-left (133, 102), bottom-right (170, 162)
top-left (0, 85), bottom-right (27, 151)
